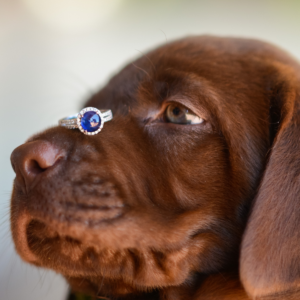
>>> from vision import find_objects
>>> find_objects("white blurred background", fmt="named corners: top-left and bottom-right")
top-left (0, 0), bottom-right (300, 299)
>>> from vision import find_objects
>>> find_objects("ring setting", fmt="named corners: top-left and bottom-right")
top-left (59, 107), bottom-right (113, 135)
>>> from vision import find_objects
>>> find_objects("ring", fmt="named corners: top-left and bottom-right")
top-left (59, 107), bottom-right (113, 135)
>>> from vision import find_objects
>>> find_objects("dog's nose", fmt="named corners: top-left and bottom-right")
top-left (11, 141), bottom-right (63, 193)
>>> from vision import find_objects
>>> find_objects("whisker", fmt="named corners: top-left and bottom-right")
top-left (159, 29), bottom-right (168, 43)
top-left (131, 62), bottom-right (151, 81)
top-left (134, 49), bottom-right (156, 74)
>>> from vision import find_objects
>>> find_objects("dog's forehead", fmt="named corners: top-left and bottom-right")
top-left (87, 36), bottom-right (283, 115)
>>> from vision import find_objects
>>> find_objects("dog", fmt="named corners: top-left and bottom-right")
top-left (10, 35), bottom-right (300, 300)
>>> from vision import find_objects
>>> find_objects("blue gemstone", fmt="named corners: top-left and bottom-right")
top-left (81, 111), bottom-right (101, 132)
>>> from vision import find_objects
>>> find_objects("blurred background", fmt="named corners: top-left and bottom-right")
top-left (0, 0), bottom-right (300, 299)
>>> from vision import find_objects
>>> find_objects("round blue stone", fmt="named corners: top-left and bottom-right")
top-left (81, 111), bottom-right (101, 132)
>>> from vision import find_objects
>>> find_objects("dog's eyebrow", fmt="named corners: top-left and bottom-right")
top-left (138, 69), bottom-right (221, 104)
top-left (133, 70), bottom-right (220, 123)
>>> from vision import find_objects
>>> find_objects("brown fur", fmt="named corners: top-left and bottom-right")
top-left (9, 36), bottom-right (300, 299)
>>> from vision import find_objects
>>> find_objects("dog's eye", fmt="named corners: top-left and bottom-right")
top-left (164, 103), bottom-right (204, 124)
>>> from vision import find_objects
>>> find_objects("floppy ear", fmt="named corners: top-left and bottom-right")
top-left (240, 63), bottom-right (300, 299)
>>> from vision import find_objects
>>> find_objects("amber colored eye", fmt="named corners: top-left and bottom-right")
top-left (164, 103), bottom-right (204, 124)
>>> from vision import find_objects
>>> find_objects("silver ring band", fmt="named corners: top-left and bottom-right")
top-left (59, 107), bottom-right (113, 135)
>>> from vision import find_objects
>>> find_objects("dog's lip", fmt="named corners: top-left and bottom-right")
top-left (11, 201), bottom-right (126, 266)
top-left (11, 208), bottom-right (40, 264)
top-left (63, 201), bottom-right (124, 211)
top-left (29, 198), bottom-right (126, 228)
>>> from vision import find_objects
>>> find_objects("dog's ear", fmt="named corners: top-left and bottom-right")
top-left (240, 61), bottom-right (300, 299)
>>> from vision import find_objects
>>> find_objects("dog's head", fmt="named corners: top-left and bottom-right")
top-left (10, 36), bottom-right (300, 299)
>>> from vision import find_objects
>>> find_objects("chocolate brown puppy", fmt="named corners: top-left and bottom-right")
top-left (10, 36), bottom-right (300, 299)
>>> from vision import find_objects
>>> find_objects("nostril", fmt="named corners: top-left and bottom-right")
top-left (25, 159), bottom-right (47, 176)
top-left (11, 141), bottom-right (65, 192)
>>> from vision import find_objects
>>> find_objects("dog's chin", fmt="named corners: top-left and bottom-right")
top-left (11, 188), bottom-right (237, 298)
top-left (12, 212), bottom-right (187, 298)
top-left (22, 218), bottom-right (153, 298)
top-left (66, 276), bottom-right (161, 299)
top-left (11, 197), bottom-right (125, 271)
top-left (13, 212), bottom-right (235, 298)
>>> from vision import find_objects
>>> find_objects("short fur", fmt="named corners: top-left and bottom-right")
top-left (10, 36), bottom-right (300, 299)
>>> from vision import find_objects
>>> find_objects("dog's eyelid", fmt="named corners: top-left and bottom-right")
top-left (162, 97), bottom-right (207, 119)
top-left (159, 101), bottom-right (206, 125)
